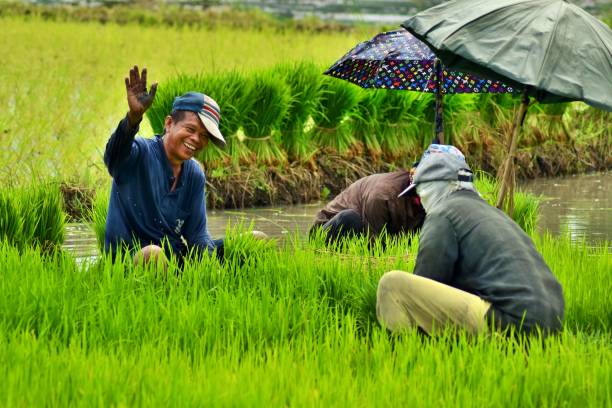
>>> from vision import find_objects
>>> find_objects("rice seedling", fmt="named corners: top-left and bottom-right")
top-left (19, 183), bottom-right (66, 251)
top-left (242, 71), bottom-right (291, 165)
top-left (90, 184), bottom-right (110, 253)
top-left (272, 61), bottom-right (323, 162)
top-left (474, 171), bottom-right (539, 232)
top-left (377, 91), bottom-right (423, 160)
top-left (0, 224), bottom-right (609, 405)
top-left (524, 102), bottom-right (573, 145)
top-left (443, 94), bottom-right (479, 146)
top-left (0, 190), bottom-right (24, 249)
top-left (477, 93), bottom-right (520, 130)
top-left (0, 184), bottom-right (65, 252)
top-left (195, 70), bottom-right (254, 167)
top-left (413, 93), bottom-right (437, 147)
top-left (311, 77), bottom-right (362, 155)
top-left (350, 89), bottom-right (385, 159)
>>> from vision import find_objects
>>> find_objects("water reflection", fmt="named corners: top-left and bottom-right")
top-left (64, 171), bottom-right (611, 259)
top-left (521, 171), bottom-right (610, 245)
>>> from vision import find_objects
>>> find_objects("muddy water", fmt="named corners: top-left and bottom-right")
top-left (520, 171), bottom-right (611, 245)
top-left (64, 171), bottom-right (611, 259)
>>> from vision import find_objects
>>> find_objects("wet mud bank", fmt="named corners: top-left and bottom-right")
top-left (61, 136), bottom-right (610, 220)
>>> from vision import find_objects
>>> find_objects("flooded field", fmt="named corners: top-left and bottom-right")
top-left (64, 171), bottom-right (611, 259)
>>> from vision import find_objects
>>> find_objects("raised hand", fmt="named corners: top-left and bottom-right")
top-left (125, 65), bottom-right (158, 126)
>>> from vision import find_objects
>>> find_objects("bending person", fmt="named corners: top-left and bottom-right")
top-left (310, 170), bottom-right (425, 243)
top-left (376, 145), bottom-right (564, 336)
top-left (104, 65), bottom-right (226, 267)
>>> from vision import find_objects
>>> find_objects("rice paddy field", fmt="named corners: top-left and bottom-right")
top-left (0, 177), bottom-right (609, 406)
top-left (1, 12), bottom-right (611, 195)
top-left (1, 8), bottom-right (611, 406)
top-left (0, 15), bottom-right (373, 185)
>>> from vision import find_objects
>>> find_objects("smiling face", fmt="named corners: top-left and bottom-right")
top-left (162, 111), bottom-right (210, 168)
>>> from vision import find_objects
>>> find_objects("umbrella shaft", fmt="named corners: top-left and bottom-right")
top-left (496, 88), bottom-right (530, 212)
top-left (434, 59), bottom-right (444, 144)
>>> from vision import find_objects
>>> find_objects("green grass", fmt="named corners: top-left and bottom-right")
top-left (273, 61), bottom-right (322, 162)
top-left (0, 228), bottom-right (609, 405)
top-left (242, 72), bottom-right (291, 165)
top-left (311, 77), bottom-right (362, 154)
top-left (0, 17), bottom-right (371, 184)
top-left (0, 183), bottom-right (65, 251)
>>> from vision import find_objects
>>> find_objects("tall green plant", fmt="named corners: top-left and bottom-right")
top-left (198, 70), bottom-right (254, 166)
top-left (0, 184), bottom-right (65, 252)
top-left (311, 77), bottom-right (361, 155)
top-left (443, 94), bottom-right (479, 147)
top-left (242, 71), bottom-right (291, 165)
top-left (21, 183), bottom-right (66, 251)
top-left (378, 92), bottom-right (429, 160)
top-left (0, 190), bottom-right (24, 249)
top-left (91, 186), bottom-right (110, 253)
top-left (273, 61), bottom-right (322, 162)
top-left (351, 89), bottom-right (385, 159)
top-left (474, 171), bottom-right (539, 232)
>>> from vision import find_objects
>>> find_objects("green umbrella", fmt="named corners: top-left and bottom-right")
top-left (403, 0), bottom-right (612, 214)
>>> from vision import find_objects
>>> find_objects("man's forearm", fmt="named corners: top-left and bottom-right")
top-left (104, 114), bottom-right (139, 175)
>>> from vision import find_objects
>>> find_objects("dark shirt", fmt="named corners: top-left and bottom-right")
top-left (313, 170), bottom-right (425, 237)
top-left (103, 116), bottom-right (214, 258)
top-left (414, 189), bottom-right (565, 333)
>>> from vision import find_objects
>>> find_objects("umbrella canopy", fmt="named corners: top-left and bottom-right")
top-left (402, 0), bottom-right (612, 112)
top-left (324, 29), bottom-right (515, 143)
top-left (325, 29), bottom-right (514, 94)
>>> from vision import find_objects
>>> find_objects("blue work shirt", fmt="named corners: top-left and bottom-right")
top-left (103, 116), bottom-right (214, 258)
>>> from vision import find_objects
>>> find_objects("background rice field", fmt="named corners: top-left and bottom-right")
top-left (0, 16), bottom-right (372, 185)
top-left (1, 15), bottom-right (610, 192)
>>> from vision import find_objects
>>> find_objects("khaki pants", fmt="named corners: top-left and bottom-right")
top-left (376, 271), bottom-right (491, 335)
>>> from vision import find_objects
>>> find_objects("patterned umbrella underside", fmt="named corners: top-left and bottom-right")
top-left (325, 29), bottom-right (515, 94)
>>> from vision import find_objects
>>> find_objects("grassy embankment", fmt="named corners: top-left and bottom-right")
top-left (0, 213), bottom-right (610, 405)
top-left (1, 12), bottom-right (610, 215)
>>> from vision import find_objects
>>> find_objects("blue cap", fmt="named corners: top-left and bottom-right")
top-left (172, 92), bottom-right (226, 147)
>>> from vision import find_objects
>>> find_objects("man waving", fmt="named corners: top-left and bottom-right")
top-left (104, 66), bottom-right (225, 266)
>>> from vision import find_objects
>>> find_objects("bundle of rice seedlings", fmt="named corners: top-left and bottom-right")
top-left (350, 89), bottom-right (385, 160)
top-left (0, 184), bottom-right (65, 252)
top-left (443, 94), bottom-right (479, 147)
top-left (378, 91), bottom-right (422, 160)
top-left (20, 183), bottom-right (65, 251)
top-left (242, 71), bottom-right (291, 165)
top-left (0, 190), bottom-right (25, 249)
top-left (198, 70), bottom-right (253, 166)
top-left (408, 93), bottom-right (436, 148)
top-left (90, 185), bottom-right (110, 253)
top-left (272, 61), bottom-right (322, 162)
top-left (478, 93), bottom-right (519, 130)
top-left (311, 77), bottom-right (361, 155)
top-left (528, 102), bottom-right (573, 143)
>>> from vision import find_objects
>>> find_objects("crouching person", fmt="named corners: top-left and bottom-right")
top-left (376, 145), bottom-right (565, 336)
top-left (104, 66), bottom-right (226, 269)
top-left (310, 170), bottom-right (425, 244)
